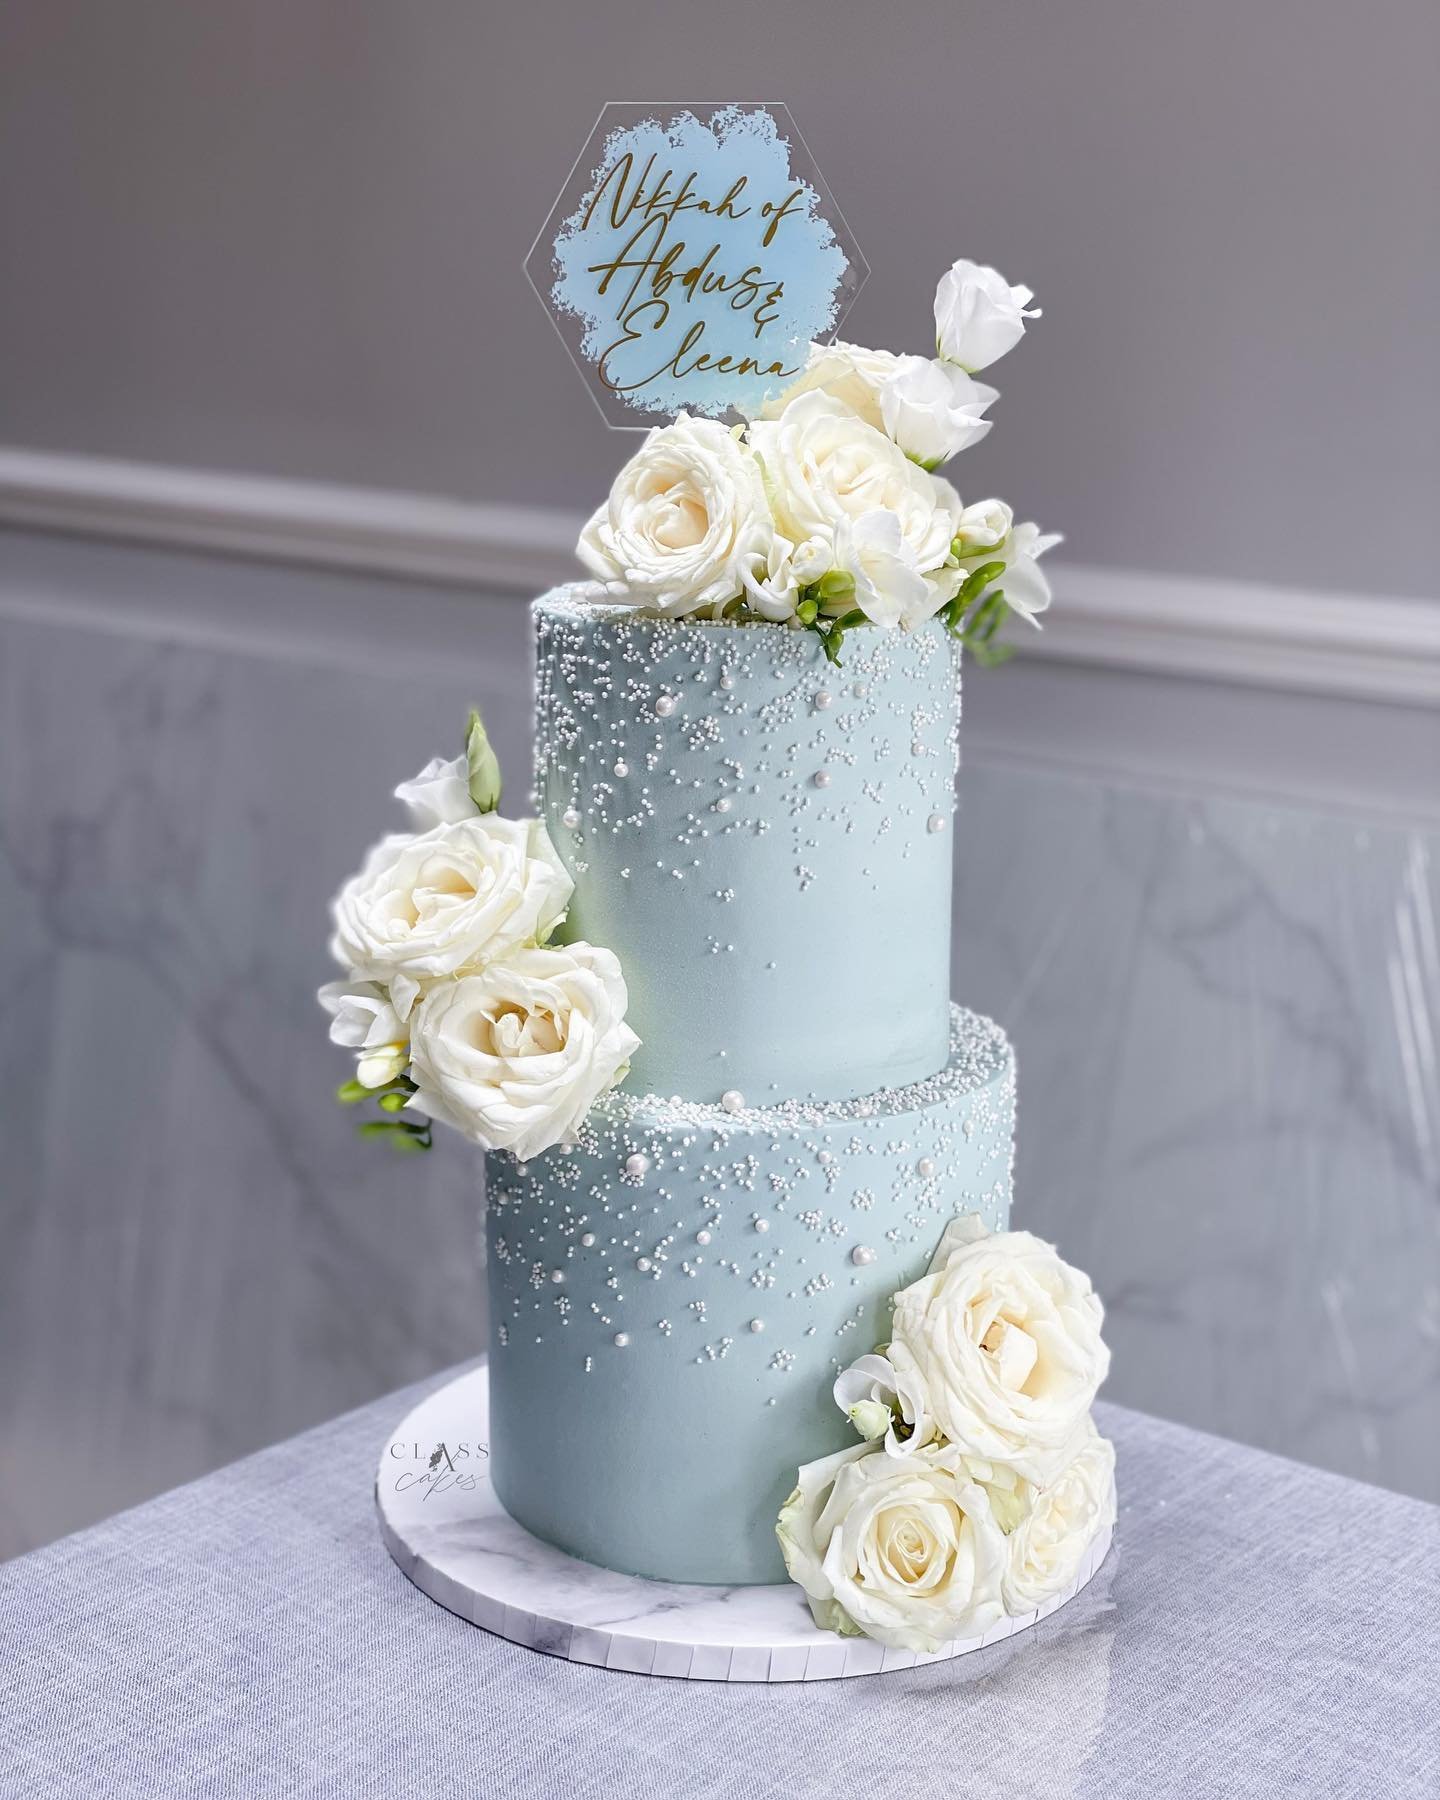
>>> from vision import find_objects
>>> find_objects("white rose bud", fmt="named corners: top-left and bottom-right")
top-left (888, 1228), bottom-right (1110, 1485)
top-left (406, 942), bottom-right (639, 1159)
top-left (934, 259), bottom-right (1041, 372)
top-left (777, 1441), bottom-right (1007, 1653)
top-left (879, 356), bottom-right (996, 468)
top-left (464, 709), bottom-right (503, 813)
top-left (577, 414), bottom-right (777, 618)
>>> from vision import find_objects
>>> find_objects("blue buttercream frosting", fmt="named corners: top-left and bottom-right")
top-left (534, 592), bottom-right (960, 1104)
top-left (485, 1007), bottom-right (1014, 1585)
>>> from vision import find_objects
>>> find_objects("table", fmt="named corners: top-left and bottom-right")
top-left (2, 1365), bottom-right (1436, 1799)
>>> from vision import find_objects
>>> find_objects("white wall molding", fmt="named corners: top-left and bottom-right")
top-left (3, 446), bottom-right (1438, 707)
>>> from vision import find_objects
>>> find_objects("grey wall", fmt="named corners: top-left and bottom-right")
top-left (2, 0), bottom-right (1437, 597)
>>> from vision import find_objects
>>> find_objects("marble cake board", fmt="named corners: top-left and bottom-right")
top-left (375, 1363), bottom-right (1113, 1684)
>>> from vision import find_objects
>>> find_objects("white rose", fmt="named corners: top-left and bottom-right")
top-left (958, 517), bottom-right (1063, 625)
top-left (1001, 1424), bottom-right (1117, 1615)
top-left (576, 414), bottom-right (775, 617)
top-left (934, 259), bottom-right (1041, 372)
top-left (749, 392), bottom-right (962, 603)
top-left (756, 340), bottom-right (902, 432)
top-left (329, 817), bottom-right (572, 1007)
top-left (406, 942), bottom-right (639, 1158)
top-left (833, 1350), bottom-right (937, 1452)
top-left (880, 357), bottom-right (996, 468)
top-left (888, 1229), bottom-right (1110, 1484)
top-left (392, 754), bottom-right (477, 831)
top-left (777, 1441), bottom-right (1007, 1653)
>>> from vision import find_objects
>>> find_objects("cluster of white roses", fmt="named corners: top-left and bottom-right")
top-left (778, 1218), bottom-right (1115, 1654)
top-left (578, 259), bottom-right (1058, 664)
top-left (318, 716), bottom-right (638, 1160)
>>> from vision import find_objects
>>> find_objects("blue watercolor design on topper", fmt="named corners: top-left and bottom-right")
top-left (550, 106), bottom-right (850, 420)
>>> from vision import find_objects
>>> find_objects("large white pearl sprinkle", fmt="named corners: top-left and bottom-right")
top-left (625, 1152), bottom-right (650, 1178)
top-left (636, 1256), bottom-right (652, 1273)
top-left (579, 1232), bottom-right (596, 1248)
top-left (721, 1089), bottom-right (745, 1113)
top-left (749, 1318), bottom-right (765, 1333)
top-left (695, 1229), bottom-right (712, 1245)
top-left (654, 693), bottom-right (677, 717)
top-left (813, 689), bottom-right (833, 710)
top-left (561, 807), bottom-right (581, 830)
top-left (753, 1217), bottom-right (770, 1234)
top-left (927, 813), bottom-right (946, 834)
top-left (613, 760), bottom-right (629, 778)
top-left (811, 770), bottom-right (831, 789)
top-left (613, 1332), bottom-right (630, 1348)
top-left (550, 1269), bottom-right (566, 1284)
top-left (851, 1245), bottom-right (877, 1267)
top-left (713, 796), bottom-right (731, 813)
top-left (916, 1157), bottom-right (936, 1178)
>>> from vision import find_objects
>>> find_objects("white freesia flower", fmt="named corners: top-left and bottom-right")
top-left (777, 1441), bottom-right (1007, 1653)
top-left (406, 943), bottom-right (639, 1159)
top-left (576, 414), bottom-right (775, 617)
top-left (740, 532), bottom-right (830, 621)
top-left (393, 754), bottom-right (477, 830)
top-left (356, 1043), bottom-right (409, 1089)
top-left (880, 357), bottom-right (996, 468)
top-left (934, 259), bottom-right (1041, 371)
top-left (317, 979), bottom-right (403, 1051)
top-left (957, 519), bottom-right (1062, 626)
top-left (329, 817), bottom-right (572, 1007)
top-left (831, 510), bottom-right (936, 629)
top-left (951, 498), bottom-right (1014, 557)
top-left (749, 392), bottom-right (962, 616)
top-left (1001, 1424), bottom-right (1117, 1615)
top-left (888, 1229), bottom-right (1110, 1485)
top-left (757, 340), bottom-right (903, 433)
top-left (833, 1350), bottom-right (936, 1452)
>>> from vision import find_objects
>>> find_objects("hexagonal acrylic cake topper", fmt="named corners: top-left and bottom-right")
top-left (525, 103), bottom-right (868, 428)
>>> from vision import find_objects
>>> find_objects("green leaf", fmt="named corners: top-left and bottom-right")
top-left (358, 1118), bottom-right (433, 1152)
top-left (464, 708), bottom-right (502, 813)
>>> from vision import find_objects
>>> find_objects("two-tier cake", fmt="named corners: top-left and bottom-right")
top-left (326, 255), bottom-right (1115, 1658)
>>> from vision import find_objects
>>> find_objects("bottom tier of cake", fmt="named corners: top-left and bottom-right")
top-left (483, 1007), bottom-right (1015, 1586)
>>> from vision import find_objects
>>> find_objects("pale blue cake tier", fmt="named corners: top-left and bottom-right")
top-left (534, 592), bottom-right (960, 1105)
top-left (484, 1006), bottom-right (1014, 1586)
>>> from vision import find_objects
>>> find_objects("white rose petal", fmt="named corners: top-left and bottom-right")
top-left (1001, 1423), bottom-right (1117, 1615)
top-left (406, 942), bottom-right (640, 1159)
top-left (879, 356), bottom-right (997, 468)
top-left (888, 1229), bottom-right (1110, 1485)
top-left (577, 413), bottom-right (777, 618)
top-left (393, 754), bottom-right (477, 830)
top-left (777, 1442), bottom-right (1007, 1653)
top-left (329, 816), bottom-right (572, 995)
top-left (934, 259), bottom-right (1041, 372)
top-left (749, 392), bottom-right (962, 618)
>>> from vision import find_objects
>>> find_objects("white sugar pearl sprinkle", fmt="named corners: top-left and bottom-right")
top-left (579, 1232), bottom-right (596, 1248)
top-left (851, 1245), bottom-right (877, 1267)
top-left (695, 1229), bottom-right (712, 1245)
top-left (721, 1089), bottom-right (745, 1113)
top-left (811, 770), bottom-right (831, 789)
top-left (625, 1152), bottom-right (650, 1178)
top-left (753, 1217), bottom-right (770, 1234)
top-left (927, 813), bottom-right (946, 834)
top-left (813, 690), bottom-right (832, 710)
top-left (713, 796), bottom-right (731, 813)
top-left (613, 760), bottom-right (629, 777)
top-left (636, 1256), bottom-right (652, 1272)
top-left (916, 1157), bottom-right (935, 1178)
top-left (749, 1318), bottom-right (765, 1333)
top-left (613, 1332), bottom-right (630, 1348)
top-left (550, 1269), bottom-right (566, 1284)
top-left (654, 693), bottom-right (677, 717)
top-left (561, 807), bottom-right (581, 829)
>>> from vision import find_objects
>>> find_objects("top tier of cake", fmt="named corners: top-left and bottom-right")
top-left (534, 590), bottom-right (961, 1105)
